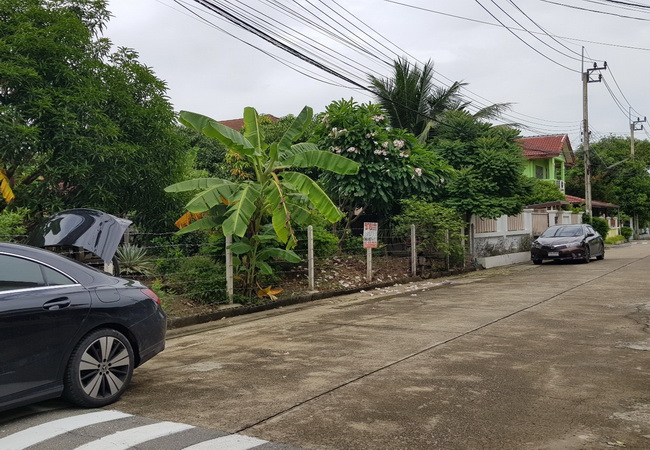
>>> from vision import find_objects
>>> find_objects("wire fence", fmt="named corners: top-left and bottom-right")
top-left (2, 225), bottom-right (468, 308)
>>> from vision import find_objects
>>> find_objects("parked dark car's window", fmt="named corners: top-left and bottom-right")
top-left (0, 254), bottom-right (74, 291)
top-left (540, 226), bottom-right (582, 238)
top-left (586, 226), bottom-right (597, 236)
top-left (42, 265), bottom-right (75, 286)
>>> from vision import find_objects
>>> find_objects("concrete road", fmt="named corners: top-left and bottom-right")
top-left (117, 243), bottom-right (650, 449)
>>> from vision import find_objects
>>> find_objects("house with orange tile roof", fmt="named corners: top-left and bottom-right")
top-left (516, 134), bottom-right (576, 193)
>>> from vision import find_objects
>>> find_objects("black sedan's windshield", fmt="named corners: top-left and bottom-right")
top-left (540, 226), bottom-right (583, 238)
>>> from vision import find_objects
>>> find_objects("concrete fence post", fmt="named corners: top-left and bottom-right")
top-left (225, 234), bottom-right (233, 304)
top-left (307, 225), bottom-right (315, 291)
top-left (411, 224), bottom-right (417, 277)
top-left (523, 209), bottom-right (534, 237)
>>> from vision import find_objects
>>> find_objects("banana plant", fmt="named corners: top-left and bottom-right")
top-left (165, 106), bottom-right (359, 296)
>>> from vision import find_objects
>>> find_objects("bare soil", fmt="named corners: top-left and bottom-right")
top-left (160, 255), bottom-right (414, 319)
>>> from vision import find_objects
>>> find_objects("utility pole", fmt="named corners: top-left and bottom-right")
top-left (629, 112), bottom-right (646, 239)
top-left (582, 48), bottom-right (607, 218)
top-left (630, 111), bottom-right (647, 157)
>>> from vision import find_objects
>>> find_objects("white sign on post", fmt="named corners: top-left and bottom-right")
top-left (363, 222), bottom-right (378, 248)
top-left (363, 222), bottom-right (378, 281)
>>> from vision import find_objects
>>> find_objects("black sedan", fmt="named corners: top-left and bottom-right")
top-left (531, 224), bottom-right (605, 265)
top-left (0, 242), bottom-right (166, 412)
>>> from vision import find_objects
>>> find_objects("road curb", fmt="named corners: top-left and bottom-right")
top-left (166, 267), bottom-right (477, 330)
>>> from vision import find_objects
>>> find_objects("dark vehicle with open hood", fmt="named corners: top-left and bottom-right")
top-left (531, 224), bottom-right (605, 265)
top-left (0, 210), bottom-right (165, 412)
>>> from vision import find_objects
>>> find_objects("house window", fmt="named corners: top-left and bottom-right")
top-left (535, 165), bottom-right (545, 179)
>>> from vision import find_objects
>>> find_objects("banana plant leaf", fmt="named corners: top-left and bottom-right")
top-left (278, 106), bottom-right (313, 151)
top-left (164, 178), bottom-right (231, 193)
top-left (277, 142), bottom-right (318, 162)
top-left (257, 247), bottom-right (301, 263)
top-left (282, 172), bottom-right (344, 223)
top-left (243, 107), bottom-right (264, 156)
top-left (281, 149), bottom-right (360, 175)
top-left (184, 182), bottom-right (240, 214)
top-left (176, 215), bottom-right (224, 235)
top-left (222, 183), bottom-right (261, 237)
top-left (179, 111), bottom-right (255, 156)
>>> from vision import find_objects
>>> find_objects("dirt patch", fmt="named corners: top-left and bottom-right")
top-left (159, 255), bottom-right (414, 319)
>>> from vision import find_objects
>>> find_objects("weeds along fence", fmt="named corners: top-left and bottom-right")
top-left (2, 225), bottom-right (468, 307)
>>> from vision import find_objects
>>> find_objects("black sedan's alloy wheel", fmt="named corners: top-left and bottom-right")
top-left (64, 328), bottom-right (134, 407)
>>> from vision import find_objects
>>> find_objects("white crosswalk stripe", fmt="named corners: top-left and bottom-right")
top-left (0, 409), bottom-right (282, 449)
top-left (183, 434), bottom-right (269, 450)
top-left (0, 410), bottom-right (132, 450)
top-left (74, 421), bottom-right (195, 450)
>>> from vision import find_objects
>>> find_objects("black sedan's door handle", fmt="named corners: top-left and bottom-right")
top-left (43, 297), bottom-right (71, 310)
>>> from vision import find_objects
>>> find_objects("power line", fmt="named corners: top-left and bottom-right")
top-left (537, 0), bottom-right (650, 20)
top-left (383, 0), bottom-right (650, 52)
top-left (472, 0), bottom-right (580, 72)
top-left (159, 0), bottom-right (642, 138)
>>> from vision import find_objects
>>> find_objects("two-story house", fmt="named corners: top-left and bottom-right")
top-left (516, 134), bottom-right (576, 193)
top-left (517, 134), bottom-right (619, 234)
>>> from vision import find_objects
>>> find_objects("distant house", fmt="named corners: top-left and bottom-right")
top-left (516, 134), bottom-right (576, 193)
top-left (218, 114), bottom-right (280, 131)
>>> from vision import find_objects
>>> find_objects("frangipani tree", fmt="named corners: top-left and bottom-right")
top-left (165, 106), bottom-right (359, 295)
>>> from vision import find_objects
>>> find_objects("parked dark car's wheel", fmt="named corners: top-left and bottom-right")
top-left (583, 247), bottom-right (591, 263)
top-left (532, 259), bottom-right (542, 265)
top-left (63, 328), bottom-right (134, 407)
top-left (596, 249), bottom-right (605, 260)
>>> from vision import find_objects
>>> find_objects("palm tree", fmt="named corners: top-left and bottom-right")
top-left (369, 58), bottom-right (511, 143)
top-left (369, 57), bottom-right (434, 136)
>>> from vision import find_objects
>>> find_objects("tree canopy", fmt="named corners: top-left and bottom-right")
top-left (431, 110), bottom-right (532, 220)
top-left (0, 0), bottom-right (188, 229)
top-left (312, 98), bottom-right (451, 222)
top-left (567, 136), bottom-right (650, 225)
top-left (369, 58), bottom-right (510, 143)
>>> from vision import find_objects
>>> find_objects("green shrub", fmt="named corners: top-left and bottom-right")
top-left (605, 235), bottom-right (626, 245)
top-left (166, 256), bottom-right (227, 304)
top-left (150, 279), bottom-right (174, 310)
top-left (148, 233), bottom-right (209, 276)
top-left (295, 228), bottom-right (338, 258)
top-left (621, 226), bottom-right (633, 240)
top-left (198, 233), bottom-right (226, 260)
top-left (393, 199), bottom-right (465, 264)
top-left (340, 235), bottom-right (365, 255)
top-left (116, 244), bottom-right (155, 276)
top-left (0, 208), bottom-right (28, 241)
top-left (591, 217), bottom-right (610, 239)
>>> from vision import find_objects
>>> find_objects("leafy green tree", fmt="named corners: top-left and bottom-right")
top-left (0, 0), bottom-right (188, 230)
top-left (522, 179), bottom-right (566, 206)
top-left (567, 136), bottom-right (650, 227)
top-left (431, 110), bottom-right (532, 222)
top-left (313, 99), bottom-right (451, 228)
top-left (165, 106), bottom-right (359, 296)
top-left (369, 58), bottom-right (510, 142)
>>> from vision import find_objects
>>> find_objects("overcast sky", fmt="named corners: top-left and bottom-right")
top-left (105, 0), bottom-right (650, 148)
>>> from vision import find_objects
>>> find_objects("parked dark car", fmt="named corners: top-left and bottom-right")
top-left (0, 242), bottom-right (166, 412)
top-left (531, 224), bottom-right (605, 265)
